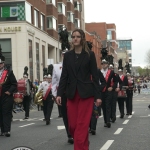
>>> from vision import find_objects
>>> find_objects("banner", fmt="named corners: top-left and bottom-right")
top-left (1, 7), bottom-right (18, 17)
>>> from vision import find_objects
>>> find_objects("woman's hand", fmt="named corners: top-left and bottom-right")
top-left (56, 96), bottom-right (62, 106)
top-left (95, 99), bottom-right (102, 107)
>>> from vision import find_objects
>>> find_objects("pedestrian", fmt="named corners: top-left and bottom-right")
top-left (52, 51), bottom-right (73, 144)
top-left (56, 29), bottom-right (102, 150)
top-left (0, 47), bottom-right (17, 137)
top-left (137, 83), bottom-right (141, 94)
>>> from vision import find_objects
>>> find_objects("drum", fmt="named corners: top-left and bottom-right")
top-left (17, 79), bottom-right (30, 96)
top-left (118, 90), bottom-right (127, 98)
top-left (13, 92), bottom-right (24, 103)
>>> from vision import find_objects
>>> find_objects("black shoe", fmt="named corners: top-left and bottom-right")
top-left (106, 122), bottom-right (111, 128)
top-left (43, 119), bottom-right (46, 121)
top-left (91, 129), bottom-right (96, 135)
top-left (148, 105), bottom-right (150, 109)
top-left (129, 112), bottom-right (132, 115)
top-left (126, 113), bottom-right (129, 115)
top-left (68, 138), bottom-right (74, 144)
top-left (58, 115), bottom-right (62, 118)
top-left (46, 120), bottom-right (50, 125)
top-left (23, 117), bottom-right (29, 120)
top-left (112, 117), bottom-right (116, 123)
top-left (120, 114), bottom-right (124, 118)
top-left (0, 132), bottom-right (4, 136)
top-left (4, 132), bottom-right (10, 137)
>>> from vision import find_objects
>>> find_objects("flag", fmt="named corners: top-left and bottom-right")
top-left (1, 7), bottom-right (18, 18)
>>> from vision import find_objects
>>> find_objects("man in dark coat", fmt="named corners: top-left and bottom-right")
top-left (0, 45), bottom-right (17, 137)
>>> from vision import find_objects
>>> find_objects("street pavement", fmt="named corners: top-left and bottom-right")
top-left (0, 91), bottom-right (150, 150)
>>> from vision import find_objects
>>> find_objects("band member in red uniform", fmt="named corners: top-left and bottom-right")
top-left (126, 73), bottom-right (134, 115)
top-left (0, 45), bottom-right (17, 137)
top-left (109, 64), bottom-right (122, 123)
top-left (117, 59), bottom-right (129, 118)
top-left (101, 59), bottom-right (117, 128)
top-left (56, 29), bottom-right (102, 150)
top-left (38, 74), bottom-right (54, 125)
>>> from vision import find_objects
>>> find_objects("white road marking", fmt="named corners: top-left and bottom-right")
top-left (19, 123), bottom-right (35, 127)
top-left (57, 126), bottom-right (65, 130)
top-left (114, 128), bottom-right (123, 135)
top-left (100, 140), bottom-right (114, 150)
top-left (148, 114), bottom-right (150, 116)
top-left (99, 115), bottom-right (103, 118)
top-left (132, 111), bottom-right (135, 114)
top-left (122, 120), bottom-right (129, 124)
top-left (116, 115), bottom-right (120, 118)
top-left (128, 115), bottom-right (132, 118)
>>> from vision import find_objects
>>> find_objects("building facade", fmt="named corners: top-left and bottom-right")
top-left (117, 38), bottom-right (133, 67)
top-left (85, 22), bottom-right (118, 69)
top-left (0, 0), bottom-right (85, 81)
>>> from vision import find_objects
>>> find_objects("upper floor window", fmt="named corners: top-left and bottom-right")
top-left (46, 0), bottom-right (56, 6)
top-left (41, 14), bottom-right (45, 30)
top-left (47, 16), bottom-right (57, 30)
top-left (34, 9), bottom-right (39, 27)
top-left (67, 12), bottom-right (74, 23)
top-left (107, 30), bottom-right (112, 40)
top-left (74, 1), bottom-right (82, 12)
top-left (67, 0), bottom-right (73, 3)
top-left (74, 18), bottom-right (80, 28)
top-left (25, 2), bottom-right (31, 23)
top-left (58, 3), bottom-right (66, 15)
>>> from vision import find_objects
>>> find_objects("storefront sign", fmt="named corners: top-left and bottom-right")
top-left (0, 26), bottom-right (21, 32)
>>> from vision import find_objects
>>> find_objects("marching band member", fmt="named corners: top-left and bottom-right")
top-left (117, 61), bottom-right (129, 118)
top-left (126, 73), bottom-right (134, 115)
top-left (23, 67), bottom-right (34, 120)
top-left (0, 46), bottom-right (17, 137)
top-left (109, 64), bottom-right (122, 123)
top-left (56, 29), bottom-right (102, 150)
top-left (52, 51), bottom-right (73, 144)
top-left (38, 74), bottom-right (54, 125)
top-left (101, 59), bottom-right (117, 128)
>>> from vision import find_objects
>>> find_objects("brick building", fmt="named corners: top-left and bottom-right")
top-left (0, 0), bottom-right (85, 81)
top-left (85, 22), bottom-right (118, 69)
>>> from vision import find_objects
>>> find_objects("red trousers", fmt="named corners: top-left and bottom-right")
top-left (67, 91), bottom-right (94, 150)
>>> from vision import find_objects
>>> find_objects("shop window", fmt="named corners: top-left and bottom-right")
top-left (58, 3), bottom-right (66, 16)
top-left (36, 43), bottom-right (40, 81)
top-left (47, 16), bottom-right (57, 30)
top-left (29, 40), bottom-right (33, 81)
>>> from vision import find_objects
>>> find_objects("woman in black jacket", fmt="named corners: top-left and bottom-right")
top-left (56, 29), bottom-right (102, 150)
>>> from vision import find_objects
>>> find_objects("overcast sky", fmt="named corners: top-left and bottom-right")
top-left (84, 0), bottom-right (150, 68)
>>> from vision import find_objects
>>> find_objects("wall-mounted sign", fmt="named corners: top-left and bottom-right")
top-left (0, 26), bottom-right (21, 32)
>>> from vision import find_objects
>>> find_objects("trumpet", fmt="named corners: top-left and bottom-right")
top-left (34, 90), bottom-right (43, 106)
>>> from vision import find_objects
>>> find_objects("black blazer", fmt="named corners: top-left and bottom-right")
top-left (1, 68), bottom-right (17, 96)
top-left (57, 50), bottom-right (101, 99)
top-left (114, 73), bottom-right (122, 89)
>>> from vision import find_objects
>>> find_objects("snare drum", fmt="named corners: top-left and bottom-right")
top-left (13, 92), bottom-right (24, 103)
top-left (118, 90), bottom-right (127, 98)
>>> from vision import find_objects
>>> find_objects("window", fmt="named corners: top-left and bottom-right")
top-left (67, 12), bottom-right (74, 22)
top-left (36, 43), bottom-right (40, 81)
top-left (47, 16), bottom-right (57, 30)
top-left (25, 2), bottom-right (31, 23)
top-left (0, 39), bottom-right (12, 66)
top-left (58, 3), bottom-right (66, 15)
top-left (74, 1), bottom-right (81, 11)
top-left (42, 45), bottom-right (45, 68)
top-left (128, 53), bottom-right (132, 57)
top-left (107, 30), bottom-right (112, 40)
top-left (46, 0), bottom-right (56, 6)
top-left (129, 59), bottom-right (132, 63)
top-left (34, 9), bottom-right (39, 27)
top-left (41, 14), bottom-right (45, 30)
top-left (67, 0), bottom-right (73, 3)
top-left (75, 18), bottom-right (80, 28)
top-left (29, 40), bottom-right (33, 81)
top-left (68, 31), bottom-right (72, 41)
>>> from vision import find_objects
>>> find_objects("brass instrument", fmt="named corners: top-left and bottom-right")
top-left (34, 90), bottom-right (43, 106)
